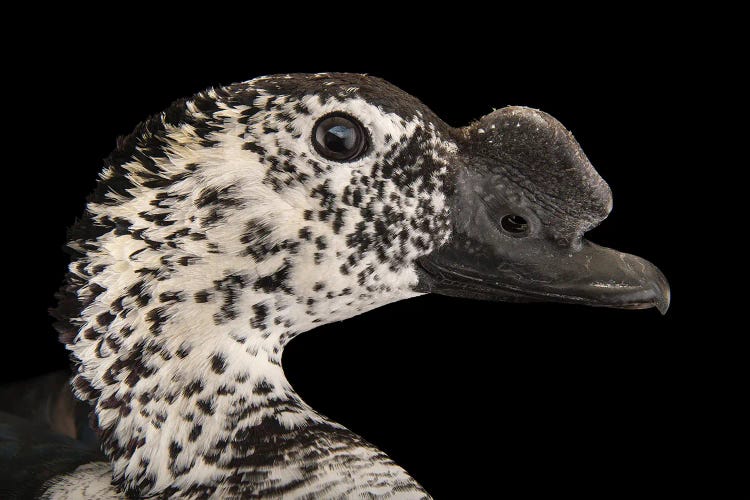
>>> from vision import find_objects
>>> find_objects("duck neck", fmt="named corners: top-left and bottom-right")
top-left (85, 317), bottom-right (335, 495)
top-left (60, 230), bottom-right (424, 496)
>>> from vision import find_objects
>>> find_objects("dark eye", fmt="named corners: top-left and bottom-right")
top-left (312, 113), bottom-right (367, 161)
top-left (500, 214), bottom-right (529, 236)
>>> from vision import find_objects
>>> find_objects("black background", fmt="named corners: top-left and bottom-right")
top-left (3, 16), bottom-right (706, 498)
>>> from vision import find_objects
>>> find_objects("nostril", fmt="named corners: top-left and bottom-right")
top-left (554, 236), bottom-right (584, 251)
top-left (500, 214), bottom-right (529, 236)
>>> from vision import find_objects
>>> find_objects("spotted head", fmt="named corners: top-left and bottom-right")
top-left (53, 73), bottom-right (668, 496)
top-left (57, 74), bottom-right (458, 350)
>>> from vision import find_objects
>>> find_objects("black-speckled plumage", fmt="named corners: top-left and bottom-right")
top-left (1, 73), bottom-right (667, 499)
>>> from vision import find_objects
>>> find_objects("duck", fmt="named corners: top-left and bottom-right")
top-left (0, 73), bottom-right (669, 499)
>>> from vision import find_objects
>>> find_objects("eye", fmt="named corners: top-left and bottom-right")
top-left (312, 113), bottom-right (367, 162)
top-left (500, 214), bottom-right (529, 237)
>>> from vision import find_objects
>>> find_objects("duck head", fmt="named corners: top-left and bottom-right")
top-left (54, 73), bottom-right (668, 496)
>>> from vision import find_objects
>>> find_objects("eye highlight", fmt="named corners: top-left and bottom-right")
top-left (500, 214), bottom-right (529, 237)
top-left (312, 113), bottom-right (367, 162)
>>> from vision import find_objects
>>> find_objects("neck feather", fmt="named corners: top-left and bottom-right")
top-left (60, 245), bottom-right (416, 495)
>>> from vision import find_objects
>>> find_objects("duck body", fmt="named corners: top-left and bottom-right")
top-left (2, 73), bottom-right (668, 498)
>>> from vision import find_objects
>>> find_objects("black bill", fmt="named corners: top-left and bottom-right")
top-left (416, 237), bottom-right (670, 314)
top-left (415, 106), bottom-right (670, 314)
